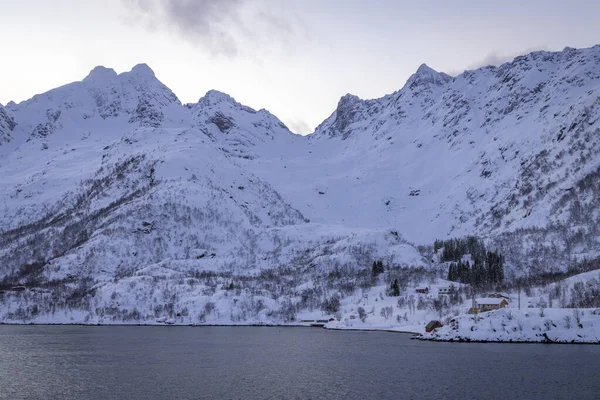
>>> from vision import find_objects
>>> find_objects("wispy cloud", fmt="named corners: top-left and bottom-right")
top-left (446, 45), bottom-right (549, 76)
top-left (123, 0), bottom-right (306, 57)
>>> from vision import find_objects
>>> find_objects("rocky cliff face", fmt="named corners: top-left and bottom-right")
top-left (0, 104), bottom-right (16, 145)
top-left (302, 46), bottom-right (600, 251)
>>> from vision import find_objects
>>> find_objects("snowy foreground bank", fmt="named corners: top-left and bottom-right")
top-left (3, 309), bottom-right (600, 345)
top-left (419, 308), bottom-right (600, 344)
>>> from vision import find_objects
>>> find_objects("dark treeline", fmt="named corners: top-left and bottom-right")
top-left (435, 236), bottom-right (486, 263)
top-left (501, 257), bottom-right (600, 292)
top-left (435, 236), bottom-right (504, 288)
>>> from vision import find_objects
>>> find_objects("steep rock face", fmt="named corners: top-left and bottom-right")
top-left (82, 63), bottom-right (180, 123)
top-left (294, 46), bottom-right (600, 252)
top-left (312, 64), bottom-right (452, 140)
top-left (406, 63), bottom-right (453, 89)
top-left (188, 90), bottom-right (295, 159)
top-left (0, 104), bottom-right (16, 145)
top-left (4, 64), bottom-right (182, 150)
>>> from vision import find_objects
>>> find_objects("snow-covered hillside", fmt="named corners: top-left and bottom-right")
top-left (248, 47), bottom-right (600, 248)
top-left (1, 45), bottom-right (599, 326)
top-left (422, 308), bottom-right (600, 344)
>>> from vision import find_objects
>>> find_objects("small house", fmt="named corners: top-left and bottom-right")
top-left (416, 287), bottom-right (429, 294)
top-left (476, 297), bottom-right (508, 312)
top-left (425, 320), bottom-right (443, 333)
top-left (438, 285), bottom-right (455, 295)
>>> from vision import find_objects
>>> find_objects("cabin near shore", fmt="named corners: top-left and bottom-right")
top-left (476, 297), bottom-right (508, 312)
top-left (425, 320), bottom-right (443, 333)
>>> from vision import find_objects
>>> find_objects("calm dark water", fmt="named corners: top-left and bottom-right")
top-left (0, 326), bottom-right (599, 400)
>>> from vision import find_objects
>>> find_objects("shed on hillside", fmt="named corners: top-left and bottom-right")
top-left (425, 320), bottom-right (443, 333)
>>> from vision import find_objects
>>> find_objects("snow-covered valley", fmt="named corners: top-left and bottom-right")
top-left (1, 46), bottom-right (599, 341)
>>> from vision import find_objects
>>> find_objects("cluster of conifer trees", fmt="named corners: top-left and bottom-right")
top-left (435, 236), bottom-right (504, 287)
top-left (371, 260), bottom-right (385, 276)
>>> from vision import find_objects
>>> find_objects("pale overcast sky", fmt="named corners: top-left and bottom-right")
top-left (1, 0), bottom-right (599, 134)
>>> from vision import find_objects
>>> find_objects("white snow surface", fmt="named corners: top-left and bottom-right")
top-left (423, 308), bottom-right (600, 344)
top-left (1, 45), bottom-right (600, 328)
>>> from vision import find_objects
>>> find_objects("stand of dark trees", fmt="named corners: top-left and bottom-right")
top-left (501, 257), bottom-right (600, 292)
top-left (436, 236), bottom-right (504, 288)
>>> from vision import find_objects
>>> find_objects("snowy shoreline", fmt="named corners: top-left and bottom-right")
top-left (2, 320), bottom-right (598, 344)
top-left (0, 321), bottom-right (417, 335)
top-left (0, 321), bottom-right (311, 328)
top-left (420, 308), bottom-right (600, 344)
top-left (415, 336), bottom-right (600, 345)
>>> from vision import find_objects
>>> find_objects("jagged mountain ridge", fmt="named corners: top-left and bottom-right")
top-left (0, 45), bottom-right (599, 324)
top-left (0, 62), bottom-right (417, 283)
top-left (246, 46), bottom-right (600, 247)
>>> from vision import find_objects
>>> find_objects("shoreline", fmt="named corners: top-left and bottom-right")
top-left (323, 326), bottom-right (420, 335)
top-left (0, 322), bottom-right (310, 328)
top-left (0, 321), bottom-right (418, 335)
top-left (416, 336), bottom-right (600, 345)
top-left (1, 322), bottom-right (597, 344)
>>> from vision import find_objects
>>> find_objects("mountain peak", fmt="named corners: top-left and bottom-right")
top-left (195, 90), bottom-right (242, 110)
top-left (83, 66), bottom-right (118, 82)
top-left (130, 63), bottom-right (155, 78)
top-left (339, 93), bottom-right (361, 104)
top-left (416, 63), bottom-right (436, 74)
top-left (202, 90), bottom-right (235, 102)
top-left (406, 63), bottom-right (452, 89)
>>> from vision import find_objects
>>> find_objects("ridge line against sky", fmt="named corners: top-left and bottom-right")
top-left (2, 0), bottom-right (600, 134)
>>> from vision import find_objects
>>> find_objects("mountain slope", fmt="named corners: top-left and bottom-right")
top-left (0, 64), bottom-right (427, 324)
top-left (1, 46), bottom-right (599, 325)
top-left (244, 46), bottom-right (600, 261)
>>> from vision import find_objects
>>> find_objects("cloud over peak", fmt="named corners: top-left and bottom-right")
top-left (123, 0), bottom-right (306, 57)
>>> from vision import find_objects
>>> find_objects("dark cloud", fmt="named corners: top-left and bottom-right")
top-left (123, 0), bottom-right (304, 57)
top-left (446, 45), bottom-right (549, 76)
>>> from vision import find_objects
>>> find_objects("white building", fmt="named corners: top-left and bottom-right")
top-left (438, 285), bottom-right (455, 295)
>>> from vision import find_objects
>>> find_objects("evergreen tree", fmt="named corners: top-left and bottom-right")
top-left (390, 279), bottom-right (400, 296)
top-left (443, 236), bottom-right (504, 288)
top-left (372, 260), bottom-right (384, 276)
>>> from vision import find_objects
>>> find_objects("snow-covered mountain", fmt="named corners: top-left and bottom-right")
top-left (1, 45), bottom-right (599, 325)
top-left (295, 47), bottom-right (600, 241)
